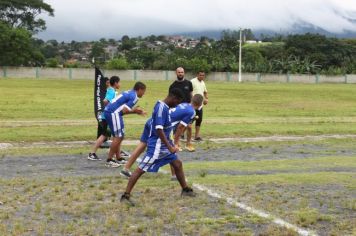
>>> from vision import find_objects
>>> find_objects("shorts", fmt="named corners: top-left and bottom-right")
top-left (96, 120), bottom-right (111, 138)
top-left (139, 152), bottom-right (177, 172)
top-left (139, 138), bottom-right (177, 172)
top-left (140, 118), bottom-right (152, 143)
top-left (104, 111), bottom-right (125, 138)
top-left (195, 108), bottom-right (203, 126)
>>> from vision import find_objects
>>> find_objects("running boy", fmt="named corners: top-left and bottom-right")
top-left (104, 82), bottom-right (147, 167)
top-left (120, 88), bottom-right (196, 206)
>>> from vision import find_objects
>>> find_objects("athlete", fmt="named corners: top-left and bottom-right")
top-left (120, 94), bottom-right (204, 178)
top-left (120, 88), bottom-right (196, 206)
top-left (104, 82), bottom-right (147, 167)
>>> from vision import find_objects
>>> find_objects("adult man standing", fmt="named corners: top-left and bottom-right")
top-left (190, 71), bottom-right (208, 141)
top-left (169, 67), bottom-right (195, 151)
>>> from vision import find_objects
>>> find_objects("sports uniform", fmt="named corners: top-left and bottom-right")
top-left (104, 89), bottom-right (138, 138)
top-left (138, 101), bottom-right (176, 172)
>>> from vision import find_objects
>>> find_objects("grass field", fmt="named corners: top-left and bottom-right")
top-left (2, 78), bottom-right (356, 142)
top-left (0, 78), bottom-right (355, 235)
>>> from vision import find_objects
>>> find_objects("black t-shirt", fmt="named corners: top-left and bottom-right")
top-left (169, 79), bottom-right (193, 103)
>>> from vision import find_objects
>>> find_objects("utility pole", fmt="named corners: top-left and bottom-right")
top-left (238, 28), bottom-right (243, 83)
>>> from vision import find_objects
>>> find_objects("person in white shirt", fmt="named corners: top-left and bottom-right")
top-left (190, 71), bottom-right (208, 141)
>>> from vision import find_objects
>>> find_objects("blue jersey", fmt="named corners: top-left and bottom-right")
top-left (147, 101), bottom-right (172, 150)
top-left (104, 89), bottom-right (138, 115)
top-left (170, 103), bottom-right (196, 127)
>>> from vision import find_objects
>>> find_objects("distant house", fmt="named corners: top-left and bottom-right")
top-left (104, 45), bottom-right (118, 59)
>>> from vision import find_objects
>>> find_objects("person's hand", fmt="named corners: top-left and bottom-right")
top-left (134, 107), bottom-right (147, 116)
top-left (169, 145), bottom-right (179, 153)
top-left (203, 99), bottom-right (208, 105)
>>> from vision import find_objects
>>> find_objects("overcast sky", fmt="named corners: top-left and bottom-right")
top-left (38, 0), bottom-right (356, 41)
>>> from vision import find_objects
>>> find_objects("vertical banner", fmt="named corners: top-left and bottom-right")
top-left (94, 67), bottom-right (106, 122)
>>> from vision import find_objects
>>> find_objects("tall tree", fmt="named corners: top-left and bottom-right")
top-left (0, 0), bottom-right (54, 32)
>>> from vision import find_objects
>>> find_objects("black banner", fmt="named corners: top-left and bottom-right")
top-left (94, 67), bottom-right (107, 122)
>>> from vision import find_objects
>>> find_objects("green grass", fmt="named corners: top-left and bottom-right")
top-left (2, 78), bottom-right (356, 141)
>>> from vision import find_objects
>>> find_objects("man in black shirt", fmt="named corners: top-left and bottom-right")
top-left (169, 67), bottom-right (193, 103)
top-left (169, 67), bottom-right (195, 152)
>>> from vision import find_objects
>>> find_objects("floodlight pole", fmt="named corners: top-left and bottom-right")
top-left (238, 28), bottom-right (243, 83)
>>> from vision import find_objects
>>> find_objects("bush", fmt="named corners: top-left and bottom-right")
top-left (105, 58), bottom-right (129, 70)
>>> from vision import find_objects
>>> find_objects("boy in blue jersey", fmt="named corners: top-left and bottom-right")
top-left (104, 82), bottom-right (147, 167)
top-left (120, 89), bottom-right (196, 206)
top-left (88, 76), bottom-right (120, 161)
top-left (120, 94), bottom-right (204, 178)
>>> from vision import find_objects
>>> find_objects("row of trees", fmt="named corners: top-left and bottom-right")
top-left (101, 33), bottom-right (356, 75)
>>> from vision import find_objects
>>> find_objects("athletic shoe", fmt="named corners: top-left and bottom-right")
top-left (120, 169), bottom-right (132, 178)
top-left (116, 158), bottom-right (127, 164)
top-left (177, 145), bottom-right (183, 152)
top-left (194, 137), bottom-right (203, 142)
top-left (120, 150), bottom-right (130, 158)
top-left (185, 144), bottom-right (195, 152)
top-left (181, 187), bottom-right (196, 197)
top-left (105, 159), bottom-right (122, 168)
top-left (120, 193), bottom-right (135, 206)
top-left (87, 153), bottom-right (101, 161)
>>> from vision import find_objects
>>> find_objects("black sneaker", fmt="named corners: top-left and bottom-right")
top-left (120, 150), bottom-right (130, 158)
top-left (88, 153), bottom-right (101, 161)
top-left (120, 193), bottom-right (135, 206)
top-left (181, 187), bottom-right (196, 197)
top-left (194, 137), bottom-right (203, 142)
top-left (120, 169), bottom-right (132, 178)
top-left (116, 158), bottom-right (127, 165)
top-left (105, 159), bottom-right (122, 167)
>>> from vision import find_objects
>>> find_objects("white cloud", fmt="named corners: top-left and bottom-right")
top-left (38, 0), bottom-right (356, 40)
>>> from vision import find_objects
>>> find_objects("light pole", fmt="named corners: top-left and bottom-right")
top-left (238, 28), bottom-right (243, 83)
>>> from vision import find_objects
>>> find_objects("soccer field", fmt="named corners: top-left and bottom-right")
top-left (0, 78), bottom-right (355, 235)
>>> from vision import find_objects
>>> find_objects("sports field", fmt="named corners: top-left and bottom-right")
top-left (0, 78), bottom-right (355, 235)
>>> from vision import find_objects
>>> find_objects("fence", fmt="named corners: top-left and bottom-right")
top-left (1, 67), bottom-right (356, 84)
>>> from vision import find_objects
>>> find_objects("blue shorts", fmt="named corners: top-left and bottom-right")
top-left (139, 152), bottom-right (177, 172)
top-left (140, 118), bottom-right (152, 143)
top-left (104, 111), bottom-right (125, 138)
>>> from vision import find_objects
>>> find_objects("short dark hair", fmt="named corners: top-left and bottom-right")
top-left (192, 94), bottom-right (204, 106)
top-left (133, 81), bottom-right (146, 91)
top-left (104, 77), bottom-right (109, 82)
top-left (169, 88), bottom-right (184, 101)
top-left (110, 76), bottom-right (120, 86)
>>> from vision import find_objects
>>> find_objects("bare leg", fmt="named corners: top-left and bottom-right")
top-left (107, 137), bottom-right (123, 161)
top-left (171, 159), bottom-right (188, 189)
top-left (124, 142), bottom-right (147, 170)
top-left (124, 167), bottom-right (145, 194)
top-left (170, 164), bottom-right (176, 177)
top-left (195, 125), bottom-right (201, 139)
top-left (91, 135), bottom-right (107, 153)
top-left (186, 125), bottom-right (192, 146)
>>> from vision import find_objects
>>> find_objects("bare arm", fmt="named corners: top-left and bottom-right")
top-left (103, 99), bottom-right (109, 106)
top-left (122, 106), bottom-right (147, 116)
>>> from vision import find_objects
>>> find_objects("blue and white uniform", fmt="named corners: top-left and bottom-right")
top-left (139, 103), bottom-right (195, 143)
top-left (104, 90), bottom-right (138, 137)
top-left (170, 103), bottom-right (196, 128)
top-left (139, 101), bottom-right (177, 172)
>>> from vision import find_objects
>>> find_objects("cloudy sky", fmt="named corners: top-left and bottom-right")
top-left (38, 0), bottom-right (356, 41)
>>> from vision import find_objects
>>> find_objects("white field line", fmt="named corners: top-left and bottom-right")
top-left (193, 183), bottom-right (317, 236)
